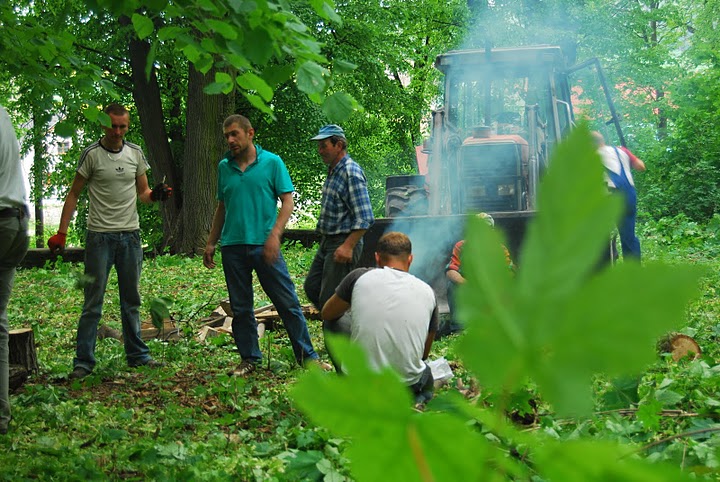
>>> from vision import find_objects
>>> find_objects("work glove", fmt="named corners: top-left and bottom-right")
top-left (151, 183), bottom-right (173, 202)
top-left (47, 232), bottom-right (67, 254)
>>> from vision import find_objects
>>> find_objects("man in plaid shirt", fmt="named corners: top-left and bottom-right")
top-left (304, 125), bottom-right (374, 370)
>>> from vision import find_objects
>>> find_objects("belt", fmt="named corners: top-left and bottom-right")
top-left (0, 206), bottom-right (28, 219)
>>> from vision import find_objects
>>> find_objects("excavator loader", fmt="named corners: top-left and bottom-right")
top-left (361, 45), bottom-right (622, 309)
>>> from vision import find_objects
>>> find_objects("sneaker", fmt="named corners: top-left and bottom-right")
top-left (68, 366), bottom-right (92, 380)
top-left (129, 359), bottom-right (165, 369)
top-left (229, 360), bottom-right (258, 377)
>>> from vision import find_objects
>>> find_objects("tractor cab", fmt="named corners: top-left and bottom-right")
top-left (427, 45), bottom-right (575, 216)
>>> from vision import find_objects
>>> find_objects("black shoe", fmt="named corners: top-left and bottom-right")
top-left (68, 366), bottom-right (92, 380)
top-left (129, 359), bottom-right (165, 369)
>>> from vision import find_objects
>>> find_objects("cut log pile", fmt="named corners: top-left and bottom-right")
top-left (5, 301), bottom-right (318, 391)
top-left (97, 318), bottom-right (181, 343)
top-left (196, 301), bottom-right (320, 343)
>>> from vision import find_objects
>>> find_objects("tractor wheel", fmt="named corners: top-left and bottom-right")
top-left (384, 185), bottom-right (429, 217)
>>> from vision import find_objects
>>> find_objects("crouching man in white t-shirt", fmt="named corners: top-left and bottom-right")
top-left (321, 231), bottom-right (439, 404)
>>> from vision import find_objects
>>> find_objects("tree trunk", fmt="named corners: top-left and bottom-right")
top-left (122, 16), bottom-right (181, 250)
top-left (31, 109), bottom-right (46, 248)
top-left (177, 64), bottom-right (234, 255)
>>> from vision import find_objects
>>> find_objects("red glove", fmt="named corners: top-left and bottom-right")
top-left (151, 183), bottom-right (173, 202)
top-left (48, 232), bottom-right (67, 254)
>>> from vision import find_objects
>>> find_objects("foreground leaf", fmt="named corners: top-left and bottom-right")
top-left (291, 336), bottom-right (491, 481)
top-left (458, 126), bottom-right (706, 415)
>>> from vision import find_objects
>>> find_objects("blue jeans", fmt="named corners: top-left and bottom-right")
top-left (221, 244), bottom-right (318, 365)
top-left (617, 191), bottom-right (641, 261)
top-left (0, 214), bottom-right (29, 429)
top-left (75, 230), bottom-right (151, 371)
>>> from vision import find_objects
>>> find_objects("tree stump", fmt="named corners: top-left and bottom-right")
top-left (658, 333), bottom-right (701, 361)
top-left (9, 328), bottom-right (38, 373)
top-left (8, 328), bottom-right (38, 391)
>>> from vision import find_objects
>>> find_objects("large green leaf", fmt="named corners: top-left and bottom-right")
top-left (204, 80), bottom-right (232, 95)
top-left (291, 336), bottom-right (491, 481)
top-left (205, 19), bottom-right (238, 40)
top-left (149, 296), bottom-right (172, 330)
top-left (535, 439), bottom-right (696, 481)
top-left (131, 13), bottom-right (154, 40)
top-left (296, 61), bottom-right (328, 95)
top-left (457, 126), bottom-right (706, 415)
top-left (322, 92), bottom-right (358, 123)
top-left (237, 71), bottom-right (274, 102)
top-left (308, 0), bottom-right (342, 25)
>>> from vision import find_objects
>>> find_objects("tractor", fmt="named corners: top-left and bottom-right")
top-left (360, 45), bottom-right (622, 310)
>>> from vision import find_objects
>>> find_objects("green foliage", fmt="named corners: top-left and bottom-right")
top-left (149, 296), bottom-right (172, 330)
top-left (292, 126), bottom-right (705, 480)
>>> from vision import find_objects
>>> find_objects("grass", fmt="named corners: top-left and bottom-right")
top-left (1, 243), bottom-right (460, 480)
top-left (4, 228), bottom-right (720, 480)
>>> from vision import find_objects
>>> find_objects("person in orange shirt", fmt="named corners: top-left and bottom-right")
top-left (442, 213), bottom-right (514, 337)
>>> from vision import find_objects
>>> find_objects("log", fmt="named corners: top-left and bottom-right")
top-left (658, 333), bottom-right (701, 361)
top-left (19, 230), bottom-right (322, 269)
top-left (9, 328), bottom-right (38, 373)
top-left (19, 247), bottom-right (86, 268)
top-left (96, 320), bottom-right (182, 343)
top-left (669, 334), bottom-right (701, 361)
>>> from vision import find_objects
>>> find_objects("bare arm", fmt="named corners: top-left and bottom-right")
top-left (446, 269), bottom-right (465, 284)
top-left (264, 192), bottom-right (293, 264)
top-left (57, 173), bottom-right (87, 234)
top-left (631, 157), bottom-right (646, 171)
top-left (321, 293), bottom-right (351, 321)
top-left (423, 331), bottom-right (436, 360)
top-left (203, 202), bottom-right (226, 269)
top-left (620, 146), bottom-right (646, 172)
top-left (423, 306), bottom-right (439, 359)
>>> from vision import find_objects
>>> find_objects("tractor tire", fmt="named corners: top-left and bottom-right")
top-left (384, 185), bottom-right (429, 217)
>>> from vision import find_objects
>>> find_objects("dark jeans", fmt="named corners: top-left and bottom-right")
top-left (409, 364), bottom-right (434, 404)
top-left (304, 234), bottom-right (362, 369)
top-left (221, 244), bottom-right (318, 365)
top-left (611, 187), bottom-right (641, 261)
top-left (0, 214), bottom-right (29, 428)
top-left (440, 280), bottom-right (464, 337)
top-left (75, 230), bottom-right (151, 371)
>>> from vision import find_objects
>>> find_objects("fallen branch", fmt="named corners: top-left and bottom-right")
top-left (630, 427), bottom-right (720, 456)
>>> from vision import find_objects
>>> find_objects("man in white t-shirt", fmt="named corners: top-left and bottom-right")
top-left (592, 131), bottom-right (646, 261)
top-left (48, 103), bottom-right (173, 380)
top-left (321, 231), bottom-right (438, 403)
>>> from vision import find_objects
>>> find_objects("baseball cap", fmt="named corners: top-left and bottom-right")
top-left (310, 124), bottom-right (346, 141)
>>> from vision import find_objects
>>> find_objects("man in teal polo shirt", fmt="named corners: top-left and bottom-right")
top-left (203, 114), bottom-right (323, 376)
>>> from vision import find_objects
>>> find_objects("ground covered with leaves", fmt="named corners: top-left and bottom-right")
top-left (1, 228), bottom-right (719, 480)
top-left (3, 214), bottom-right (720, 479)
